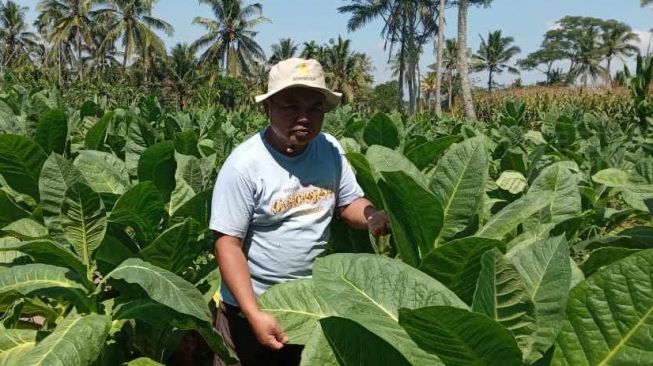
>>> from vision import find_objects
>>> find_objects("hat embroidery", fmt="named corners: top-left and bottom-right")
top-left (293, 62), bottom-right (316, 81)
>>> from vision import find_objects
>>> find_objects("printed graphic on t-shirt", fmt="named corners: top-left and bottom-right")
top-left (271, 185), bottom-right (334, 215)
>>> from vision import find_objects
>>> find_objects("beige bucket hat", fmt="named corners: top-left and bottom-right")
top-left (255, 58), bottom-right (342, 112)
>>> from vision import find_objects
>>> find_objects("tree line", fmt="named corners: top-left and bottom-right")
top-left (1, 0), bottom-right (651, 116)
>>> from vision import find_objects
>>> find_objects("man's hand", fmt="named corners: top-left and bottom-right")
top-left (366, 209), bottom-right (390, 237)
top-left (339, 198), bottom-right (391, 236)
top-left (247, 310), bottom-right (289, 350)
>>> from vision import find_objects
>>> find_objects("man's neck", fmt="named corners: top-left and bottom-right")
top-left (264, 128), bottom-right (307, 156)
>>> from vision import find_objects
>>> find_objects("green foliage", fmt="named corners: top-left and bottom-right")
top-left (1, 84), bottom-right (652, 365)
top-left (369, 81), bottom-right (401, 113)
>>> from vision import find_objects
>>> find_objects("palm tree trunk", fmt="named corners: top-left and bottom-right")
top-left (398, 39), bottom-right (406, 112)
top-left (408, 60), bottom-right (416, 115)
top-left (488, 68), bottom-right (493, 92)
top-left (77, 33), bottom-right (83, 82)
top-left (58, 45), bottom-right (62, 87)
top-left (606, 56), bottom-right (612, 85)
top-left (434, 0), bottom-right (445, 116)
top-left (6, 39), bottom-right (15, 67)
top-left (448, 74), bottom-right (453, 110)
top-left (416, 62), bottom-right (421, 113)
top-left (457, 0), bottom-right (476, 120)
top-left (546, 61), bottom-right (553, 85)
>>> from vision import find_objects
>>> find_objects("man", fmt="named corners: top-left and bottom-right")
top-left (210, 58), bottom-right (389, 366)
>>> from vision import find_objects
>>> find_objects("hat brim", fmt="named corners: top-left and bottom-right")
top-left (255, 83), bottom-right (342, 112)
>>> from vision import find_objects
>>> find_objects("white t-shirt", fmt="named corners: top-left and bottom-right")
top-left (209, 128), bottom-right (364, 306)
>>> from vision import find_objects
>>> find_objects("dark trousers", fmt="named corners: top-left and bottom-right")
top-left (213, 302), bottom-right (303, 366)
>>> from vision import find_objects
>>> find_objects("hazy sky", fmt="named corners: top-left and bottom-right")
top-left (20, 0), bottom-right (653, 87)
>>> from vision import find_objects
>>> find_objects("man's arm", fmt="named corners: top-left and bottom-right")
top-left (214, 232), bottom-right (288, 350)
top-left (338, 197), bottom-right (390, 237)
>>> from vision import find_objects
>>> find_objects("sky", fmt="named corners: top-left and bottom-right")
top-left (19, 0), bottom-right (653, 87)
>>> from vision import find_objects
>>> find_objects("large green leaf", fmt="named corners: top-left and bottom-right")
top-left (0, 329), bottom-right (39, 366)
top-left (73, 150), bottom-right (130, 195)
top-left (0, 100), bottom-right (23, 135)
top-left (511, 235), bottom-right (571, 363)
top-left (591, 168), bottom-right (653, 211)
top-left (405, 136), bottom-right (460, 171)
top-left (175, 153), bottom-right (206, 193)
top-left (109, 182), bottom-right (165, 245)
top-left (170, 190), bottom-right (211, 228)
top-left (321, 317), bottom-right (410, 366)
top-left (174, 131), bottom-right (201, 157)
top-left (125, 119), bottom-right (156, 175)
top-left (363, 112), bottom-right (400, 149)
top-left (477, 193), bottom-right (552, 240)
top-left (313, 254), bottom-right (467, 366)
top-left (472, 248), bottom-right (535, 356)
top-left (419, 237), bottom-right (502, 304)
top-left (299, 327), bottom-right (337, 366)
top-left (430, 136), bottom-right (489, 241)
top-left (113, 299), bottom-right (236, 363)
top-left (527, 162), bottom-right (581, 227)
top-left (167, 178), bottom-right (196, 218)
top-left (578, 226), bottom-right (653, 251)
top-left (399, 306), bottom-right (523, 366)
top-left (0, 264), bottom-right (88, 307)
top-left (345, 153), bottom-right (383, 208)
top-left (15, 313), bottom-right (110, 366)
top-left (378, 171), bottom-right (443, 264)
top-left (365, 145), bottom-right (424, 184)
top-left (139, 219), bottom-right (201, 274)
top-left (0, 191), bottom-right (29, 228)
top-left (34, 108), bottom-right (67, 155)
top-left (259, 279), bottom-right (334, 344)
top-left (496, 171), bottom-right (527, 194)
top-left (39, 154), bottom-right (87, 235)
top-left (125, 358), bottom-right (164, 366)
top-left (61, 182), bottom-right (107, 266)
top-left (1, 218), bottom-right (47, 240)
top-left (0, 135), bottom-right (47, 200)
top-left (580, 247), bottom-right (641, 276)
top-left (137, 141), bottom-right (177, 202)
top-left (0, 237), bottom-right (23, 266)
top-left (106, 258), bottom-right (211, 322)
top-left (591, 168), bottom-right (646, 187)
top-left (0, 239), bottom-right (87, 282)
top-left (552, 249), bottom-right (653, 366)
top-left (84, 111), bottom-right (113, 150)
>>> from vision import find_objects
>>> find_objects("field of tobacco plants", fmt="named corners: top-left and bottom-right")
top-left (1, 58), bottom-right (653, 366)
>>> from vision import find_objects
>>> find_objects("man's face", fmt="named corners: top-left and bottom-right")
top-left (266, 87), bottom-right (326, 148)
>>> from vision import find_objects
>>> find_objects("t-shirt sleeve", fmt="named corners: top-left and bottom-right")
top-left (209, 165), bottom-right (255, 238)
top-left (335, 145), bottom-right (365, 208)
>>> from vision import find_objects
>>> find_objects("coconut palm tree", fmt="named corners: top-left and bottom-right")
top-left (420, 71), bottom-right (437, 112)
top-left (99, 0), bottom-right (173, 76)
top-left (339, 0), bottom-right (436, 114)
top-left (300, 40), bottom-right (321, 60)
top-left (0, 1), bottom-right (39, 68)
top-left (269, 38), bottom-right (297, 64)
top-left (166, 43), bottom-right (198, 109)
top-left (600, 20), bottom-right (640, 81)
top-left (473, 30), bottom-right (521, 92)
top-left (441, 38), bottom-right (459, 110)
top-left (338, 0), bottom-right (407, 112)
top-left (191, 0), bottom-right (268, 77)
top-left (322, 36), bottom-right (373, 104)
top-left (37, 0), bottom-right (103, 81)
top-left (570, 25), bottom-right (608, 86)
top-left (33, 9), bottom-right (76, 83)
